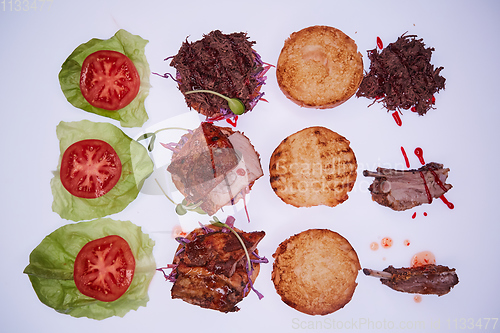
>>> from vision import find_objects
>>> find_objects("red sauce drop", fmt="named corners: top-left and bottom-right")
top-left (411, 251), bottom-right (436, 267)
top-left (440, 195), bottom-right (455, 209)
top-left (423, 212), bottom-right (428, 216)
top-left (236, 168), bottom-right (246, 176)
top-left (392, 111), bottom-right (402, 126)
top-left (377, 36), bottom-right (384, 49)
top-left (411, 106), bottom-right (417, 112)
top-left (419, 171), bottom-right (433, 204)
top-left (414, 295), bottom-right (422, 303)
top-left (401, 146), bottom-right (410, 168)
top-left (412, 212), bottom-right (417, 219)
top-left (226, 115), bottom-right (238, 127)
top-left (404, 239), bottom-right (411, 247)
top-left (370, 242), bottom-right (379, 251)
top-left (381, 237), bottom-right (393, 248)
top-left (414, 147), bottom-right (425, 165)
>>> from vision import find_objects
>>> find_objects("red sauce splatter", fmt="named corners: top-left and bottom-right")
top-left (440, 195), bottom-right (455, 209)
top-left (412, 212), bottom-right (417, 219)
top-left (226, 115), bottom-right (238, 127)
top-left (411, 106), bottom-right (417, 112)
top-left (429, 169), bottom-right (448, 192)
top-left (404, 239), bottom-right (411, 247)
top-left (428, 169), bottom-right (455, 209)
top-left (414, 295), bottom-right (422, 303)
top-left (370, 242), bottom-right (379, 251)
top-left (419, 171), bottom-right (433, 204)
top-left (423, 212), bottom-right (428, 216)
top-left (381, 237), bottom-right (393, 248)
top-left (236, 168), bottom-right (246, 176)
top-left (392, 111), bottom-right (402, 126)
top-left (414, 147), bottom-right (425, 165)
top-left (171, 225), bottom-right (187, 238)
top-left (411, 251), bottom-right (436, 267)
top-left (401, 146), bottom-right (410, 168)
top-left (377, 36), bottom-right (384, 49)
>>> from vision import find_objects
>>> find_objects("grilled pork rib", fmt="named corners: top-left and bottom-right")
top-left (363, 264), bottom-right (459, 296)
top-left (363, 162), bottom-right (452, 211)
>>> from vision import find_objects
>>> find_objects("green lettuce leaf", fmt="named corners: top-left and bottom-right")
top-left (59, 29), bottom-right (150, 128)
top-left (51, 120), bottom-right (153, 221)
top-left (23, 218), bottom-right (156, 320)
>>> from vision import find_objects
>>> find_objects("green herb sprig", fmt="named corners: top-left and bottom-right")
top-left (136, 127), bottom-right (189, 152)
top-left (184, 89), bottom-right (245, 115)
top-left (154, 179), bottom-right (206, 215)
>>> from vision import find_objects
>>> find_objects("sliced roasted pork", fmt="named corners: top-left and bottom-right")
top-left (168, 122), bottom-right (263, 215)
top-left (363, 162), bottom-right (452, 211)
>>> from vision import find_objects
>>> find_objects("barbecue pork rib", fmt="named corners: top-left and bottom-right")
top-left (363, 162), bottom-right (452, 211)
top-left (363, 264), bottom-right (459, 296)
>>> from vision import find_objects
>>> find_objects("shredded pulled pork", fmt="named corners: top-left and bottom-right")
top-left (356, 33), bottom-right (445, 115)
top-left (170, 30), bottom-right (265, 118)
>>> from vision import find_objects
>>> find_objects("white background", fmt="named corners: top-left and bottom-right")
top-left (2, 0), bottom-right (500, 332)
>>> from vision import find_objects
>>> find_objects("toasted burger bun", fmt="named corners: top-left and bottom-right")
top-left (269, 126), bottom-right (357, 207)
top-left (276, 25), bottom-right (363, 108)
top-left (272, 229), bottom-right (361, 315)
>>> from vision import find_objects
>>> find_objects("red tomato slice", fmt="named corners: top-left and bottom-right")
top-left (80, 50), bottom-right (140, 111)
top-left (60, 139), bottom-right (122, 199)
top-left (74, 235), bottom-right (135, 302)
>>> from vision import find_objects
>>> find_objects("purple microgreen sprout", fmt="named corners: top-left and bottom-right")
top-left (210, 216), bottom-right (251, 272)
top-left (184, 89), bottom-right (245, 115)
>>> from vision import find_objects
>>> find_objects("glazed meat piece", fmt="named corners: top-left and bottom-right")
top-left (182, 230), bottom-right (265, 278)
top-left (363, 264), bottom-right (459, 296)
top-left (363, 162), bottom-right (452, 211)
top-left (172, 263), bottom-right (255, 313)
top-left (171, 225), bottom-right (265, 312)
